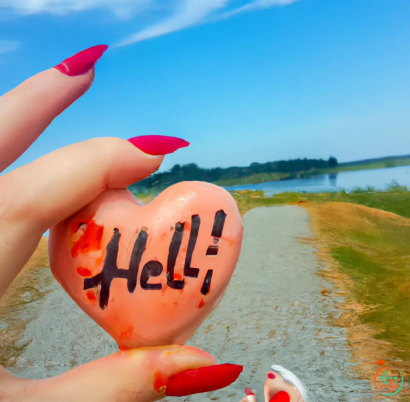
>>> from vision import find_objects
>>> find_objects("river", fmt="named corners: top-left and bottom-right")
top-left (224, 165), bottom-right (410, 196)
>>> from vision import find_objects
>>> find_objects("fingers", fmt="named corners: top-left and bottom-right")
top-left (1, 138), bottom-right (162, 231)
top-left (0, 136), bottom-right (188, 298)
top-left (6, 345), bottom-right (240, 401)
top-left (156, 345), bottom-right (218, 379)
top-left (0, 366), bottom-right (37, 399)
top-left (240, 392), bottom-right (257, 402)
top-left (244, 388), bottom-right (257, 402)
top-left (20, 346), bottom-right (217, 402)
top-left (0, 45), bottom-right (107, 172)
top-left (160, 346), bottom-right (243, 397)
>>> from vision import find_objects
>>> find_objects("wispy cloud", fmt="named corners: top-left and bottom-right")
top-left (221, 0), bottom-right (299, 19)
top-left (115, 0), bottom-right (300, 47)
top-left (0, 40), bottom-right (21, 54)
top-left (0, 0), bottom-right (300, 46)
top-left (115, 0), bottom-right (229, 47)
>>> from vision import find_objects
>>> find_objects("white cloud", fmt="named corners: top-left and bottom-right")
top-left (220, 0), bottom-right (299, 19)
top-left (0, 0), bottom-right (300, 46)
top-left (115, 0), bottom-right (229, 46)
top-left (115, 0), bottom-right (300, 46)
top-left (0, 40), bottom-right (21, 54)
top-left (243, 0), bottom-right (299, 9)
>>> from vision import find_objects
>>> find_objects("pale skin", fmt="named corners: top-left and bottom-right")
top-left (239, 370), bottom-right (305, 402)
top-left (0, 65), bottom-right (216, 401)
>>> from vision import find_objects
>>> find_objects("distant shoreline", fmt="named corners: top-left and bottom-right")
top-left (214, 156), bottom-right (410, 187)
top-left (131, 155), bottom-right (410, 193)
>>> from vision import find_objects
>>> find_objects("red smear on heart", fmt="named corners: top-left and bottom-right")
top-left (198, 299), bottom-right (205, 309)
top-left (70, 217), bottom-right (94, 233)
top-left (220, 235), bottom-right (235, 246)
top-left (95, 253), bottom-right (105, 267)
top-left (71, 221), bottom-right (104, 257)
top-left (85, 291), bottom-right (97, 302)
top-left (372, 359), bottom-right (385, 366)
top-left (154, 371), bottom-right (168, 393)
top-left (120, 325), bottom-right (134, 340)
top-left (76, 267), bottom-right (92, 277)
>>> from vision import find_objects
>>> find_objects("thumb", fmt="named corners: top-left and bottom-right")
top-left (27, 346), bottom-right (235, 402)
top-left (156, 345), bottom-right (243, 398)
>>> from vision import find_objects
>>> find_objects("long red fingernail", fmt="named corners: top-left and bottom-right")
top-left (54, 45), bottom-right (108, 76)
top-left (128, 135), bottom-right (190, 156)
top-left (270, 391), bottom-right (290, 402)
top-left (245, 388), bottom-right (255, 396)
top-left (165, 363), bottom-right (243, 397)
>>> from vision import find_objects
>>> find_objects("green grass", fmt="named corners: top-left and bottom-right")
top-left (233, 187), bottom-right (410, 367)
top-left (332, 246), bottom-right (410, 360)
top-left (336, 157), bottom-right (410, 171)
top-left (231, 185), bottom-right (410, 218)
top-left (314, 157), bottom-right (410, 175)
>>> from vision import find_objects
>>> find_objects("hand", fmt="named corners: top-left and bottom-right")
top-left (239, 365), bottom-right (306, 402)
top-left (0, 45), bottom-right (230, 401)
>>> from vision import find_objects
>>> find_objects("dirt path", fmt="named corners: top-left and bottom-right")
top-left (2, 206), bottom-right (374, 400)
top-left (174, 206), bottom-right (372, 402)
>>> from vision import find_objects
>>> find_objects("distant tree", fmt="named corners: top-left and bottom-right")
top-left (130, 156), bottom-right (340, 192)
top-left (328, 156), bottom-right (338, 168)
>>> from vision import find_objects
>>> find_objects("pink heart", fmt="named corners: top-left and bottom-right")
top-left (49, 182), bottom-right (243, 349)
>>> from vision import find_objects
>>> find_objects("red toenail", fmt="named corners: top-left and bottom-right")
top-left (268, 372), bottom-right (276, 379)
top-left (270, 391), bottom-right (290, 402)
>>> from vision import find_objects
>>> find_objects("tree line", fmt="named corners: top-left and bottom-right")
top-left (130, 156), bottom-right (338, 192)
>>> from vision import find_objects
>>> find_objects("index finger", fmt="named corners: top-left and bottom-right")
top-left (0, 135), bottom-right (188, 298)
top-left (0, 45), bottom-right (108, 172)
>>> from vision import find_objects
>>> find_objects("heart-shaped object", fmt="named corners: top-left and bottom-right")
top-left (49, 182), bottom-right (243, 349)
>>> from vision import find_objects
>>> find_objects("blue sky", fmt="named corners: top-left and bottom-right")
top-left (1, 0), bottom-right (410, 173)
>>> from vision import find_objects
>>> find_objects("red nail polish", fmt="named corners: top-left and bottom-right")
top-left (165, 363), bottom-right (243, 397)
top-left (269, 391), bottom-right (290, 402)
top-left (128, 135), bottom-right (190, 156)
top-left (54, 45), bottom-right (108, 76)
top-left (245, 388), bottom-right (255, 396)
top-left (268, 372), bottom-right (276, 379)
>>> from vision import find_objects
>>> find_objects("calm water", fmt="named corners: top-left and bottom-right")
top-left (224, 165), bottom-right (410, 196)
top-left (42, 166), bottom-right (410, 237)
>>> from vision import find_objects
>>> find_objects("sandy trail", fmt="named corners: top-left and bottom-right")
top-left (3, 206), bottom-right (373, 401)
